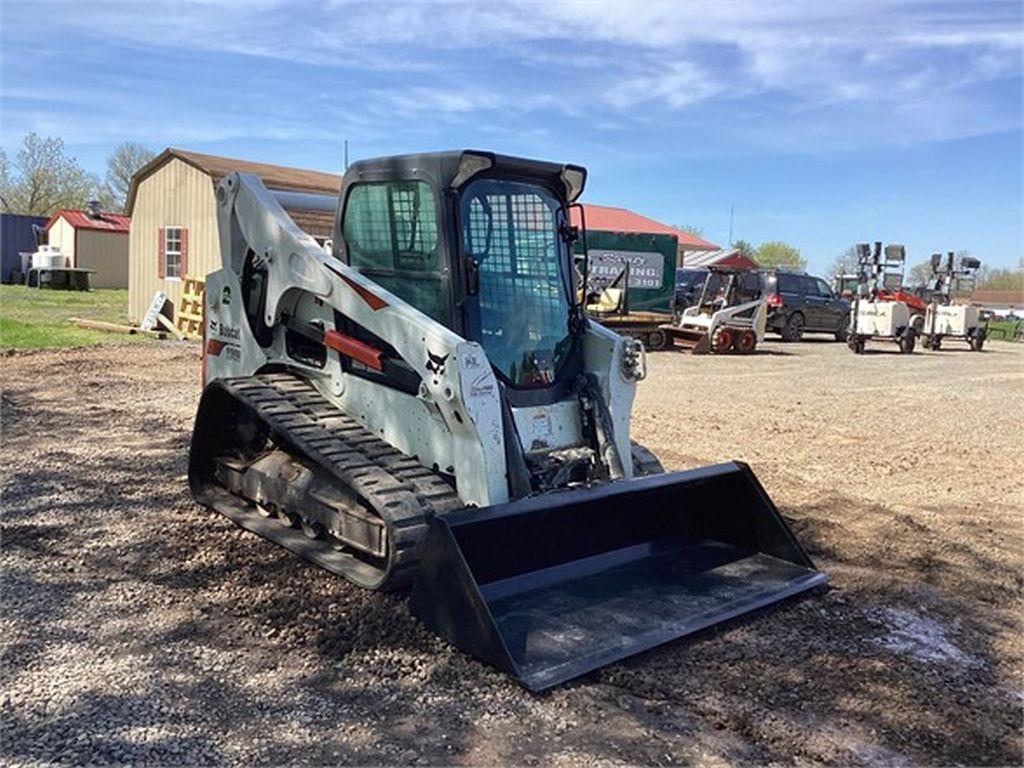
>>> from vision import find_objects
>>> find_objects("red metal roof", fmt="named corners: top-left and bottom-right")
top-left (47, 209), bottom-right (130, 233)
top-left (570, 204), bottom-right (718, 250)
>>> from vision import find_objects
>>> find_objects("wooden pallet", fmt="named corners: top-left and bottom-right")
top-left (177, 276), bottom-right (205, 340)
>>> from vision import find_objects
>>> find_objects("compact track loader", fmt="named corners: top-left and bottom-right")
top-left (847, 242), bottom-right (924, 354)
top-left (664, 265), bottom-right (767, 354)
top-left (922, 252), bottom-right (985, 351)
top-left (189, 151), bottom-right (825, 690)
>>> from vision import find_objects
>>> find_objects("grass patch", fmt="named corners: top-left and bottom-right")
top-left (0, 285), bottom-right (151, 350)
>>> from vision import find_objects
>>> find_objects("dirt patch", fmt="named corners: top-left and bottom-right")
top-left (2, 339), bottom-right (1022, 765)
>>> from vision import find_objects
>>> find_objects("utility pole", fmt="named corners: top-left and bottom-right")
top-left (343, 140), bottom-right (349, 172)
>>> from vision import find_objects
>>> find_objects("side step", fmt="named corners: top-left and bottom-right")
top-left (410, 461), bottom-right (826, 691)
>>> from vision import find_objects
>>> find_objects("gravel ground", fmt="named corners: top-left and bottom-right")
top-left (2, 338), bottom-right (1022, 766)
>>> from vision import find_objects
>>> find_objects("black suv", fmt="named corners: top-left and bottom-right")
top-left (763, 270), bottom-right (851, 341)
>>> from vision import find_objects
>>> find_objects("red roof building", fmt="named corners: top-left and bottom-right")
top-left (571, 204), bottom-right (718, 250)
top-left (46, 206), bottom-right (131, 288)
top-left (570, 203), bottom-right (719, 268)
top-left (45, 208), bottom-right (130, 233)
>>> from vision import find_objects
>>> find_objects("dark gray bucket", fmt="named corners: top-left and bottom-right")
top-left (409, 461), bottom-right (826, 691)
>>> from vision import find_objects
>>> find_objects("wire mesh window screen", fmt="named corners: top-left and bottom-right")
top-left (461, 179), bottom-right (572, 387)
top-left (343, 181), bottom-right (439, 271)
top-left (342, 181), bottom-right (448, 325)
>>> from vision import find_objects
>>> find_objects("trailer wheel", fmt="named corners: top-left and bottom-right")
top-left (969, 329), bottom-right (986, 351)
top-left (927, 335), bottom-right (942, 351)
top-left (647, 329), bottom-right (668, 350)
top-left (899, 328), bottom-right (917, 354)
top-left (734, 329), bottom-right (757, 354)
top-left (711, 327), bottom-right (734, 354)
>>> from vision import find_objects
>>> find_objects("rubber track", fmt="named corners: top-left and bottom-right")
top-left (213, 372), bottom-right (463, 588)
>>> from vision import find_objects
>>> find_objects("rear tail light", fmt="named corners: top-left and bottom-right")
top-left (766, 292), bottom-right (784, 308)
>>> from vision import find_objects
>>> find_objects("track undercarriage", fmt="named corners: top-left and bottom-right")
top-left (189, 373), bottom-right (462, 589)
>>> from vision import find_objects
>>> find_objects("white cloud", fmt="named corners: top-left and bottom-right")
top-left (1, 0), bottom-right (1020, 152)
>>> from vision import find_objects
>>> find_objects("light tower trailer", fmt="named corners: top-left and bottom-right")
top-left (847, 242), bottom-right (924, 354)
top-left (922, 252), bottom-right (985, 351)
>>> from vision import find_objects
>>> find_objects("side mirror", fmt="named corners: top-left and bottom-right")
top-left (559, 223), bottom-right (580, 246)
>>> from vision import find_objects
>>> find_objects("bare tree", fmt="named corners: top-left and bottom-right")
top-left (674, 224), bottom-right (705, 239)
top-left (907, 260), bottom-right (933, 286)
top-left (0, 149), bottom-right (10, 211)
top-left (102, 142), bottom-right (154, 212)
top-left (0, 133), bottom-right (98, 215)
top-left (827, 246), bottom-right (858, 279)
top-left (976, 265), bottom-right (1024, 291)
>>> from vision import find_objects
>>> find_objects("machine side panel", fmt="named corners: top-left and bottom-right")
top-left (211, 174), bottom-right (509, 508)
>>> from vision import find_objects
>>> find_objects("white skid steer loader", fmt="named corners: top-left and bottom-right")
top-left (663, 266), bottom-right (767, 354)
top-left (189, 150), bottom-right (825, 691)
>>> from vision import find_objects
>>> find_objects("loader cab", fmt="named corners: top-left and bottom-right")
top-left (334, 150), bottom-right (588, 401)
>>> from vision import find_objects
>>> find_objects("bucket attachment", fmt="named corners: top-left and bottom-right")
top-left (410, 461), bottom-right (825, 691)
top-left (662, 324), bottom-right (711, 354)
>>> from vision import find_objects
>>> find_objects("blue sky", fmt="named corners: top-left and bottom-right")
top-left (2, 0), bottom-right (1021, 273)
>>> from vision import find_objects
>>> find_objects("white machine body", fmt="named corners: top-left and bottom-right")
top-left (852, 299), bottom-right (911, 337)
top-left (924, 303), bottom-right (979, 337)
top-left (679, 296), bottom-right (767, 339)
top-left (203, 174), bottom-right (643, 510)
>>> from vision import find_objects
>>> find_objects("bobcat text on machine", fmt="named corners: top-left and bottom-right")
top-left (663, 265), bottom-right (767, 354)
top-left (847, 242), bottom-right (924, 354)
top-left (922, 252), bottom-right (986, 351)
top-left (188, 150), bottom-right (825, 691)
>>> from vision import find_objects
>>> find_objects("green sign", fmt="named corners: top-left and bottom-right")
top-left (576, 230), bottom-right (678, 314)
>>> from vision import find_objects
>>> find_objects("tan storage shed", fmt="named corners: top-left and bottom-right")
top-left (126, 148), bottom-right (340, 323)
top-left (45, 205), bottom-right (130, 288)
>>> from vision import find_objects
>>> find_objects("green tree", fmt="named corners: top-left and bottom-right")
top-left (733, 239), bottom-right (754, 257)
top-left (755, 240), bottom-right (806, 270)
top-left (977, 266), bottom-right (1024, 292)
top-left (101, 141), bottom-right (154, 212)
top-left (0, 132), bottom-right (98, 215)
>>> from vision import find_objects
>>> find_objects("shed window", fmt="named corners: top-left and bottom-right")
top-left (165, 227), bottom-right (183, 279)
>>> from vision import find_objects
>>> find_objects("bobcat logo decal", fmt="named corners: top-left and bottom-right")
top-left (425, 351), bottom-right (448, 376)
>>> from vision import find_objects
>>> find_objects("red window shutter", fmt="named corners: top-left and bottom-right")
top-left (180, 228), bottom-right (189, 278)
top-left (157, 227), bottom-right (166, 279)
